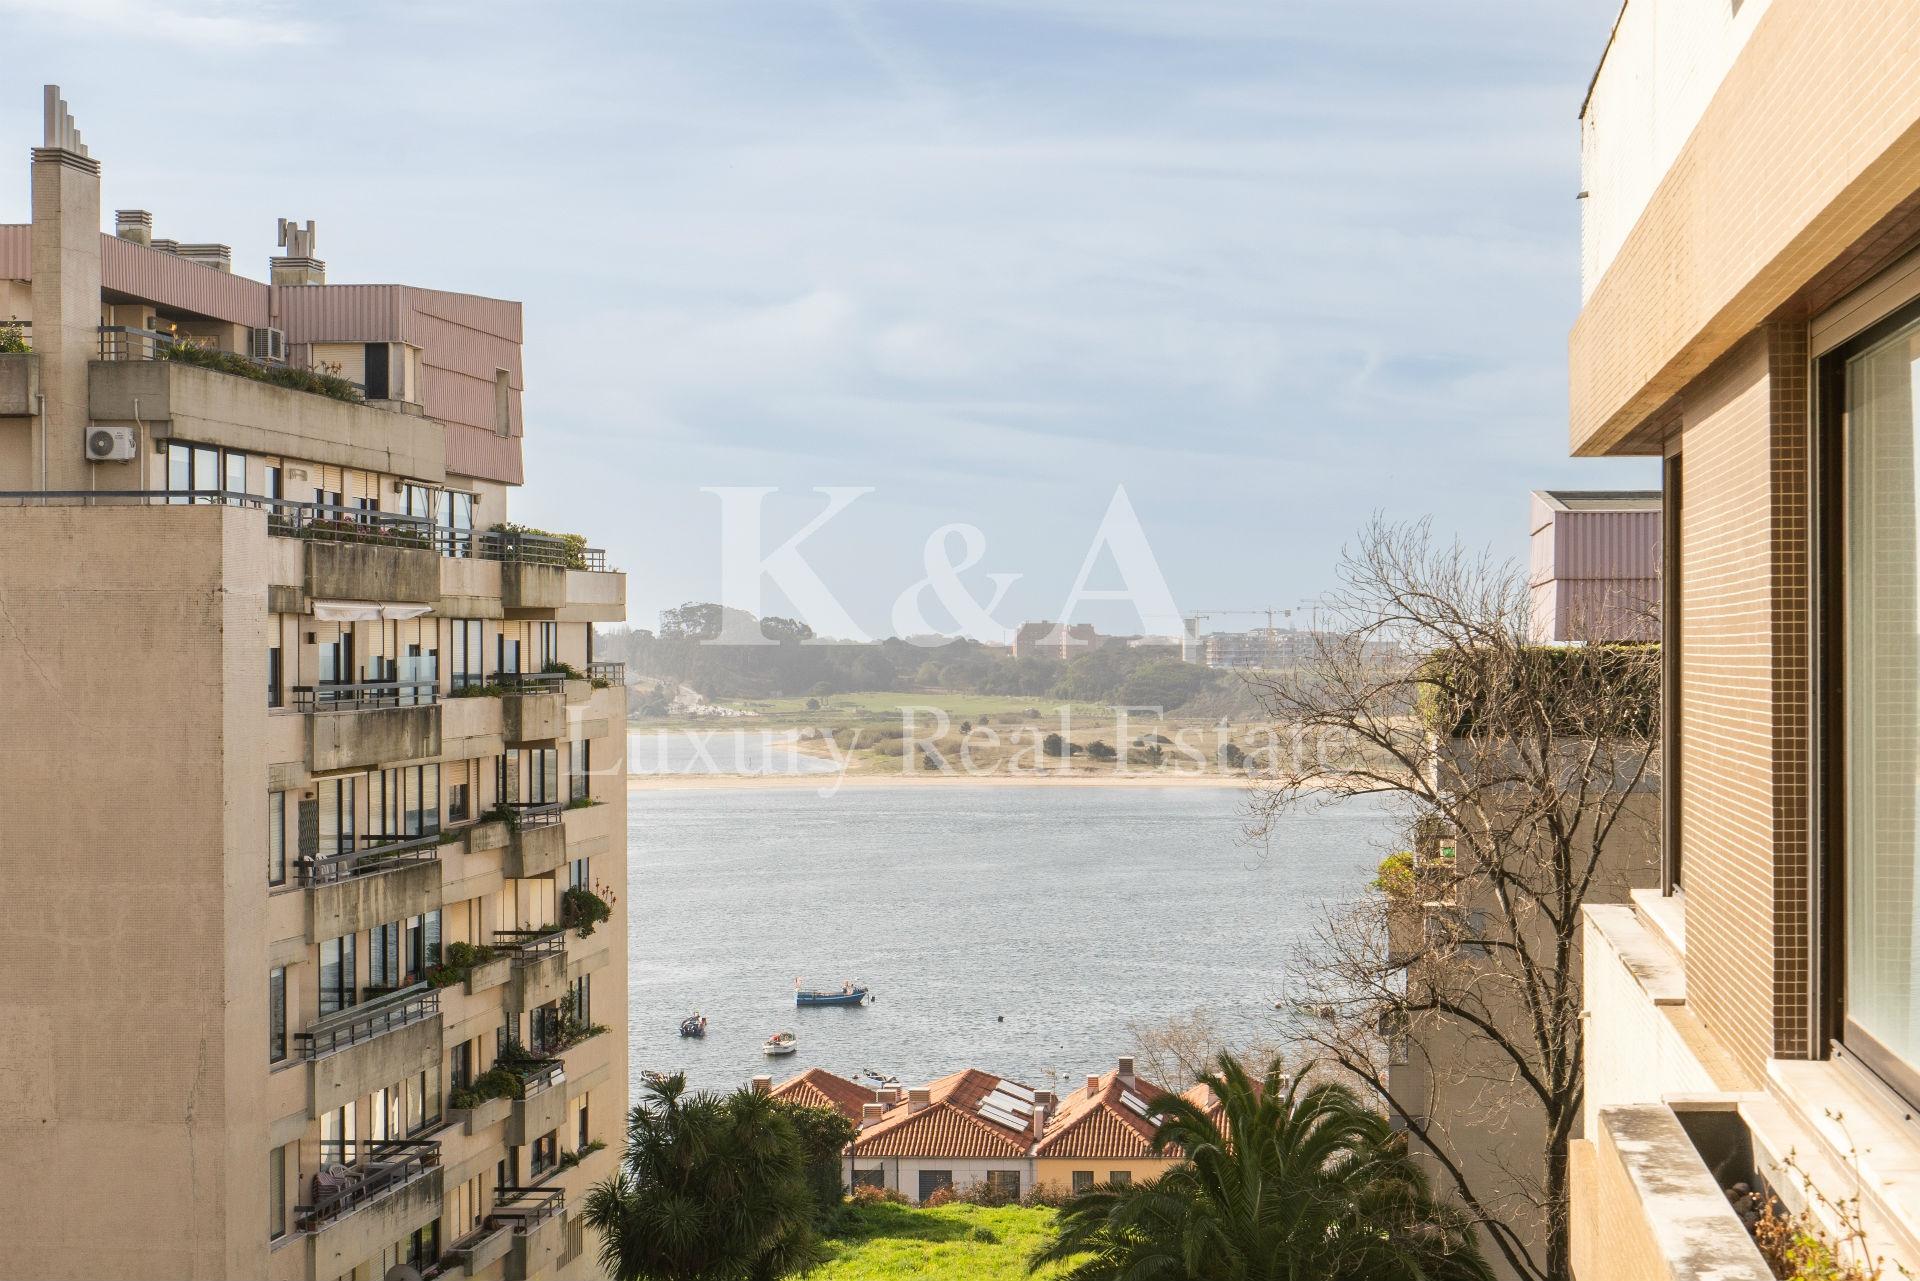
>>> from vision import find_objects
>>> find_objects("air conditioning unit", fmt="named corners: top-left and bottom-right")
top-left (85, 426), bottom-right (136, 462)
top-left (249, 325), bottom-right (286, 362)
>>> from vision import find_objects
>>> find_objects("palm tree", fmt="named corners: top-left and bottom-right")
top-left (1033, 1054), bottom-right (1493, 1281)
top-left (583, 1072), bottom-right (827, 1281)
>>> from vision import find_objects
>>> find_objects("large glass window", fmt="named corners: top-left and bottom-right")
top-left (318, 777), bottom-right (356, 857)
top-left (269, 968), bottom-right (286, 1063)
top-left (319, 934), bottom-right (356, 1016)
top-left (1845, 311), bottom-right (1920, 1079)
top-left (267, 791), bottom-right (286, 886)
top-left (450, 619), bottom-right (485, 690)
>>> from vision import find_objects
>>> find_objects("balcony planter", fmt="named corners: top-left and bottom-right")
top-left (304, 539), bottom-right (441, 605)
top-left (501, 689), bottom-right (565, 743)
top-left (507, 950), bottom-right (569, 1013)
top-left (465, 954), bottom-right (512, 995)
top-left (453, 1093), bottom-right (512, 1136)
top-left (501, 561), bottom-right (568, 611)
top-left (506, 1072), bottom-right (570, 1147)
top-left (451, 1224), bottom-right (512, 1275)
top-left (507, 1210), bottom-right (566, 1281)
top-left (503, 820), bottom-right (567, 879)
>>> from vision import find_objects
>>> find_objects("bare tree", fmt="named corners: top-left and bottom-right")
top-left (1245, 518), bottom-right (1659, 1281)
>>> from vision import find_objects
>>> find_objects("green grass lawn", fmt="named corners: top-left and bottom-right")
top-left (816, 1201), bottom-right (1070, 1280)
top-left (726, 691), bottom-right (1099, 721)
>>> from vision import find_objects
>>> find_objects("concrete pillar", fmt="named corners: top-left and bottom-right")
top-left (29, 85), bottom-right (101, 493)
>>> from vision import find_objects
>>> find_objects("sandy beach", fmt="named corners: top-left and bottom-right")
top-left (626, 769), bottom-right (1260, 791)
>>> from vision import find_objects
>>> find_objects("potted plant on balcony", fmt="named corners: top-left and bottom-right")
top-left (562, 884), bottom-right (614, 937)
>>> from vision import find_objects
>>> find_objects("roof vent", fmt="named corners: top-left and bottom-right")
top-left (907, 1088), bottom-right (931, 1113)
top-left (751, 1075), bottom-right (771, 1095)
top-left (115, 210), bottom-right (152, 246)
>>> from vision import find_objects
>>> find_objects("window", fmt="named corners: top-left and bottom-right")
top-left (537, 621), bottom-right (558, 670)
top-left (1840, 307), bottom-right (1920, 1089)
top-left (165, 440), bottom-right (241, 503)
top-left (372, 764), bottom-right (440, 838)
top-left (499, 748), bottom-right (559, 806)
top-left (530, 1002), bottom-right (561, 1055)
top-left (568, 858), bottom-right (589, 891)
top-left (986, 1170), bottom-right (1020, 1199)
top-left (448, 1175), bottom-right (484, 1237)
top-left (267, 791), bottom-right (286, 886)
top-left (319, 934), bottom-right (356, 1016)
top-left (450, 1040), bottom-right (473, 1092)
top-left (269, 968), bottom-right (286, 1064)
top-left (437, 489), bottom-right (474, 558)
top-left (498, 633), bottom-right (522, 676)
top-left (1071, 1170), bottom-right (1094, 1195)
top-left (1108, 1170), bottom-right (1133, 1186)
top-left (321, 1101), bottom-right (356, 1162)
top-left (411, 1064), bottom-right (441, 1131)
top-left (403, 1222), bottom-right (438, 1271)
top-left (269, 1145), bottom-right (287, 1241)
top-left (317, 630), bottom-right (355, 690)
top-left (568, 975), bottom-right (592, 1030)
top-left (569, 739), bottom-right (591, 803)
top-left (852, 1168), bottom-right (885, 1190)
top-left (577, 1097), bottom-right (590, 1151)
top-left (317, 777), bottom-right (355, 857)
top-left (267, 646), bottom-right (282, 708)
top-left (531, 1131), bottom-right (559, 1178)
top-left (370, 1085), bottom-right (395, 1141)
top-left (450, 619), bottom-right (485, 689)
top-left (917, 1170), bottom-right (952, 1202)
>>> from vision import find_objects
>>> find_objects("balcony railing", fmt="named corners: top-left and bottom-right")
top-left (0, 490), bottom-right (614, 571)
top-left (506, 1057), bottom-right (567, 1097)
top-left (497, 670), bottom-right (568, 693)
top-left (502, 801), bottom-right (564, 829)
top-left (293, 679), bottom-right (439, 712)
top-left (297, 983), bottom-right (438, 1059)
top-left (298, 831), bottom-right (442, 887)
top-left (490, 1186), bottom-right (564, 1232)
top-left (296, 1137), bottom-right (441, 1231)
top-left (494, 928), bottom-right (565, 962)
top-left (587, 662), bottom-right (625, 685)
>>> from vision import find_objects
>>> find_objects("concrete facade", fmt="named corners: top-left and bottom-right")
top-left (0, 89), bottom-right (628, 1281)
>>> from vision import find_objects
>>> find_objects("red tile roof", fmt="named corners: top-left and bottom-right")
top-left (769, 1068), bottom-right (872, 1125)
top-left (1034, 1069), bottom-right (1175, 1160)
top-left (852, 1069), bottom-right (1035, 1159)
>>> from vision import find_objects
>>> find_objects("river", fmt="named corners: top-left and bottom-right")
top-left (625, 780), bottom-right (1391, 1096)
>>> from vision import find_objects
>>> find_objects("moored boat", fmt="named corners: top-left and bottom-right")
top-left (763, 1030), bottom-right (797, 1056)
top-left (795, 980), bottom-right (870, 1007)
top-left (679, 1013), bottom-right (707, 1038)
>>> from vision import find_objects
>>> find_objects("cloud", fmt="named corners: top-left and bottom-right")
top-left (0, 0), bottom-right (318, 47)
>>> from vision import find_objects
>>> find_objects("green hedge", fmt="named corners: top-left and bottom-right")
top-left (163, 340), bottom-right (363, 402)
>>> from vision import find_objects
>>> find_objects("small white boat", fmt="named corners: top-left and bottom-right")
top-left (762, 1030), bottom-right (797, 1056)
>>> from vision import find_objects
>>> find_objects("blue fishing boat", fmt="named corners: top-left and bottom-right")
top-left (795, 980), bottom-right (870, 1007)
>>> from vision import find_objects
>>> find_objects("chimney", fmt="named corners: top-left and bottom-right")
top-left (30, 85), bottom-right (101, 493)
top-left (878, 1087), bottom-right (899, 1105)
top-left (907, 1087), bottom-right (931, 1113)
top-left (1118, 1056), bottom-right (1136, 1087)
top-left (114, 209), bottom-right (151, 246)
top-left (1031, 1100), bottom-right (1048, 1139)
top-left (271, 216), bottom-right (325, 286)
top-left (751, 1075), bottom-right (771, 1095)
top-left (861, 1102), bottom-right (884, 1125)
top-left (1086, 1075), bottom-right (1101, 1097)
top-left (1035, 1090), bottom-right (1057, 1109)
top-left (172, 242), bottom-right (232, 273)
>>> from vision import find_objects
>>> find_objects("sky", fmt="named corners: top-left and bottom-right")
top-left (0, 0), bottom-right (1648, 642)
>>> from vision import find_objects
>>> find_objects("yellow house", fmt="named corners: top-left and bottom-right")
top-left (1032, 1058), bottom-right (1189, 1195)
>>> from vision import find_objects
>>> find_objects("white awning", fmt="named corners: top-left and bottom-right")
top-left (311, 600), bottom-right (434, 623)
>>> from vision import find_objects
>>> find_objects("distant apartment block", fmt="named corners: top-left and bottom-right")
top-left (0, 89), bottom-right (628, 1280)
top-left (1567, 2), bottom-right (1920, 1275)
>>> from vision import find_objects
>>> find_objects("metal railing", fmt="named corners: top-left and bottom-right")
top-left (296, 983), bottom-right (438, 1060)
top-left (293, 678), bottom-right (439, 712)
top-left (298, 831), bottom-right (442, 887)
top-left (491, 1186), bottom-right (564, 1232)
top-left (587, 662), bottom-right (625, 685)
top-left (497, 670), bottom-right (568, 693)
top-left (494, 928), bottom-right (566, 962)
top-left (296, 1137), bottom-right (441, 1231)
top-left (505, 1057), bottom-right (567, 1098)
top-left (504, 800), bottom-right (565, 829)
top-left (0, 489), bottom-right (614, 571)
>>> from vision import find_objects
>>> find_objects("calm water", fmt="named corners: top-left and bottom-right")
top-left (624, 784), bottom-right (1390, 1097)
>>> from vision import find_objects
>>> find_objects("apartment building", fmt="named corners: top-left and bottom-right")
top-left (1568, 2), bottom-right (1920, 1275)
top-left (0, 90), bottom-right (628, 1281)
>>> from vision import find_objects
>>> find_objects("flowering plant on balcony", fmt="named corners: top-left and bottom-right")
top-left (561, 885), bottom-right (613, 937)
top-left (0, 319), bottom-right (27, 353)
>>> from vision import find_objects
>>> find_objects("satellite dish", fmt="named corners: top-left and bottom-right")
top-left (384, 1267), bottom-right (421, 1281)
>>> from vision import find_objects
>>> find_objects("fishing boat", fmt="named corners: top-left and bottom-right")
top-left (678, 1013), bottom-right (707, 1039)
top-left (795, 979), bottom-right (870, 1007)
top-left (762, 1031), bottom-right (797, 1056)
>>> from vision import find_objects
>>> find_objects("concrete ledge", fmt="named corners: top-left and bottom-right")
top-left (502, 690), bottom-right (564, 744)
top-left (305, 539), bottom-right (441, 605)
top-left (557, 569), bottom-right (626, 622)
top-left (1587, 904), bottom-right (1685, 1006)
top-left (507, 1211), bottom-right (565, 1281)
top-left (439, 556), bottom-right (503, 619)
top-left (1593, 1105), bottom-right (1771, 1281)
top-left (507, 1080), bottom-right (570, 1147)
top-left (308, 1167), bottom-right (444, 1281)
top-left (466, 955), bottom-right (512, 996)
top-left (307, 701), bottom-right (441, 773)
top-left (310, 1014), bottom-right (443, 1117)
top-left (1632, 888), bottom-right (1687, 961)
top-left (0, 353), bottom-right (38, 416)
top-left (507, 952), bottom-right (568, 1012)
top-left (453, 1224), bottom-right (511, 1275)
top-left (502, 562), bottom-right (566, 611)
top-left (306, 857), bottom-right (442, 942)
top-left (90, 358), bottom-right (445, 480)
top-left (454, 1094), bottom-right (511, 1137)
top-left (504, 823), bottom-right (566, 879)
top-left (442, 695), bottom-right (505, 759)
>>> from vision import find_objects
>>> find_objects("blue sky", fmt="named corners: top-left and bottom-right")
top-left (0, 0), bottom-right (1647, 640)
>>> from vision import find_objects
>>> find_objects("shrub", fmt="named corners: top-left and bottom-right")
top-left (923, 1185), bottom-right (958, 1208)
top-left (542, 660), bottom-right (585, 679)
top-left (163, 339), bottom-right (362, 402)
top-left (1085, 739), bottom-right (1117, 760)
top-left (562, 885), bottom-right (613, 937)
top-left (426, 941), bottom-right (498, 989)
top-left (849, 1183), bottom-right (907, 1206)
top-left (489, 522), bottom-right (591, 571)
top-left (448, 1065), bottom-right (518, 1111)
top-left (1373, 851), bottom-right (1415, 898)
top-left (0, 319), bottom-right (27, 353)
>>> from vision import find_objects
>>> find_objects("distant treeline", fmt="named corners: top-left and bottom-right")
top-left (598, 603), bottom-right (1262, 715)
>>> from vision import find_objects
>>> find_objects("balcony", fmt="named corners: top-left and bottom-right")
top-left (88, 347), bottom-right (446, 482)
top-left (492, 1187), bottom-right (566, 1281)
top-left (499, 673), bottom-right (566, 744)
top-left (300, 984), bottom-right (443, 1116)
top-left (300, 832), bottom-right (443, 942)
top-left (300, 1138), bottom-right (444, 1278)
top-left (299, 681), bottom-right (442, 772)
top-left (0, 351), bottom-right (36, 416)
top-left (501, 803), bottom-right (567, 878)
top-left (498, 929), bottom-right (569, 1011)
top-left (443, 1222), bottom-right (512, 1276)
top-left (587, 661), bottom-right (625, 686)
top-left (505, 1059), bottom-right (570, 1147)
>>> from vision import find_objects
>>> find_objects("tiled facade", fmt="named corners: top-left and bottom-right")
top-left (0, 91), bottom-right (628, 1281)
top-left (1570, 3), bottom-right (1920, 1276)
